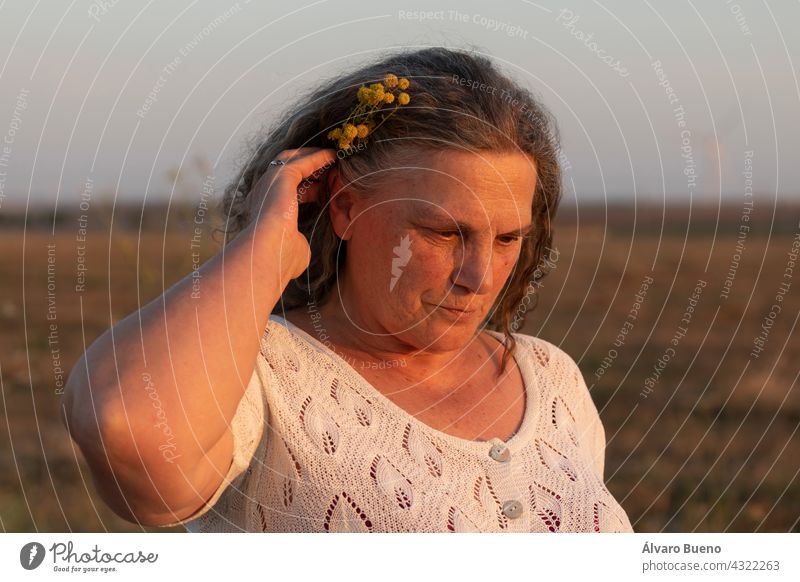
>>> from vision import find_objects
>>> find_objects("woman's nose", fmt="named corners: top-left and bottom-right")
top-left (451, 239), bottom-right (493, 294)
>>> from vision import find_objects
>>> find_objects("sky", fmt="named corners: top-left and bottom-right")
top-left (0, 0), bottom-right (798, 211)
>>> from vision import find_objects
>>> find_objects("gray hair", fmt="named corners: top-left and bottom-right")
top-left (212, 46), bottom-right (563, 374)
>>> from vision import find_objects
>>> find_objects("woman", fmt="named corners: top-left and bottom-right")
top-left (61, 47), bottom-right (633, 532)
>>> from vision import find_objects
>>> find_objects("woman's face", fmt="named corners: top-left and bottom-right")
top-left (329, 149), bottom-right (537, 353)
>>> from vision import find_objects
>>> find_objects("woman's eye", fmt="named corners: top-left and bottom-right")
top-left (429, 229), bottom-right (460, 241)
top-left (425, 228), bottom-right (522, 245)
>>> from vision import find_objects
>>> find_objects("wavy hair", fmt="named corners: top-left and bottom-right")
top-left (212, 46), bottom-right (563, 374)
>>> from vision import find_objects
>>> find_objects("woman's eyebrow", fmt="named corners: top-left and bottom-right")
top-left (503, 223), bottom-right (535, 236)
top-left (411, 206), bottom-right (533, 236)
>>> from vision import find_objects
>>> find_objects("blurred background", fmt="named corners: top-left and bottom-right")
top-left (1, 0), bottom-right (798, 532)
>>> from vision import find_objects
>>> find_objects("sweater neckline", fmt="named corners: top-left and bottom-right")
top-left (268, 314), bottom-right (537, 454)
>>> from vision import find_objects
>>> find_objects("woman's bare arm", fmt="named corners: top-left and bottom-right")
top-left (60, 148), bottom-right (337, 526)
top-left (61, 219), bottom-right (290, 526)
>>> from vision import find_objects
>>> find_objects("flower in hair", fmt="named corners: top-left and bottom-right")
top-left (327, 73), bottom-right (412, 150)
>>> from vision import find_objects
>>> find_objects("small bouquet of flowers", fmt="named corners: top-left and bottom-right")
top-left (327, 73), bottom-right (411, 151)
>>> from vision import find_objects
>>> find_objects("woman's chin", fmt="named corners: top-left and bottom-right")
top-left (388, 305), bottom-right (480, 348)
top-left (421, 321), bottom-right (480, 349)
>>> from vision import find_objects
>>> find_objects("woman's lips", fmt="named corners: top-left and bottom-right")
top-left (431, 303), bottom-right (477, 319)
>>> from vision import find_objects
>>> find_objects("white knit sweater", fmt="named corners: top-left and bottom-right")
top-left (166, 314), bottom-right (633, 532)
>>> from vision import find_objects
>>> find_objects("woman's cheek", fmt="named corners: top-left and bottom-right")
top-left (386, 238), bottom-right (447, 303)
top-left (410, 238), bottom-right (453, 277)
top-left (494, 249), bottom-right (522, 287)
top-left (497, 249), bottom-right (518, 272)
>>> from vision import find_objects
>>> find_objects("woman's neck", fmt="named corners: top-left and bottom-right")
top-left (288, 293), bottom-right (496, 387)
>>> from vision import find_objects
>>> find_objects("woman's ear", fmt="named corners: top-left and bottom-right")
top-left (326, 166), bottom-right (356, 241)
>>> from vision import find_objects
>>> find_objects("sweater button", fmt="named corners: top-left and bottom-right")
top-left (502, 499), bottom-right (523, 519)
top-left (488, 442), bottom-right (510, 463)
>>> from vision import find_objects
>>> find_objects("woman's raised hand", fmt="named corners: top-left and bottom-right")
top-left (247, 147), bottom-right (338, 280)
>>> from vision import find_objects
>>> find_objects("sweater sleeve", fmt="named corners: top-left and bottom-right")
top-left (160, 354), bottom-right (267, 527)
top-left (583, 385), bottom-right (607, 482)
top-left (571, 355), bottom-right (607, 481)
top-left (546, 342), bottom-right (607, 481)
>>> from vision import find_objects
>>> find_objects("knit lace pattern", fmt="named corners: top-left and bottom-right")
top-left (165, 315), bottom-right (633, 533)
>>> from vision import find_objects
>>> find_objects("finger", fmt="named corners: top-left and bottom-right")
top-left (250, 149), bottom-right (337, 218)
top-left (273, 147), bottom-right (335, 164)
top-left (274, 147), bottom-right (325, 160)
top-left (273, 149), bottom-right (338, 192)
top-left (297, 180), bottom-right (321, 207)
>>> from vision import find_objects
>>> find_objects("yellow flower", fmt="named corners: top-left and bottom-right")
top-left (327, 72), bottom-right (413, 151)
top-left (343, 123), bottom-right (358, 139)
top-left (369, 83), bottom-right (385, 102)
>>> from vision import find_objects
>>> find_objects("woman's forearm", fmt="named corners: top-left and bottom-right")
top-left (61, 216), bottom-right (292, 521)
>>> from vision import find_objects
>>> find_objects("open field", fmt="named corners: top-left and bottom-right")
top-left (1, 202), bottom-right (798, 532)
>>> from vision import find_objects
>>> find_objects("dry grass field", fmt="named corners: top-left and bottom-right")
top-left (1, 201), bottom-right (798, 532)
